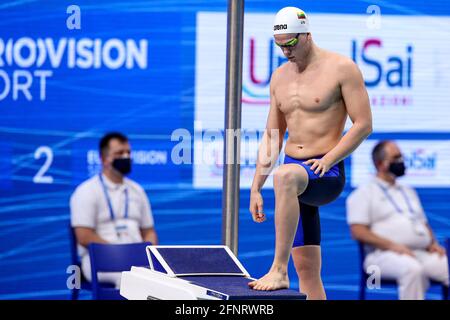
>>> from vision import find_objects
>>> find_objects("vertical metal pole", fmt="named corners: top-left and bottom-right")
top-left (222, 0), bottom-right (244, 256)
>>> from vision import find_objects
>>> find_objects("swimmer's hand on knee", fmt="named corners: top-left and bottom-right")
top-left (249, 190), bottom-right (266, 223)
top-left (303, 158), bottom-right (331, 178)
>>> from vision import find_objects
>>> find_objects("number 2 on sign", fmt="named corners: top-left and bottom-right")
top-left (33, 146), bottom-right (54, 184)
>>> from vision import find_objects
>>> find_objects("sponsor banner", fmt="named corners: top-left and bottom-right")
top-left (0, 37), bottom-right (148, 102)
top-left (196, 12), bottom-right (450, 132)
top-left (351, 140), bottom-right (450, 187)
top-left (193, 130), bottom-right (284, 189)
top-left (195, 12), bottom-right (450, 188)
top-left (71, 138), bottom-right (174, 187)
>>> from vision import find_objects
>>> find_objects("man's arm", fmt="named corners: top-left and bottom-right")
top-left (322, 58), bottom-right (373, 167)
top-left (71, 186), bottom-right (108, 248)
top-left (410, 189), bottom-right (446, 256)
top-left (74, 227), bottom-right (109, 248)
top-left (250, 69), bottom-right (287, 193)
top-left (249, 70), bottom-right (287, 222)
top-left (350, 224), bottom-right (414, 256)
top-left (347, 187), bottom-right (413, 257)
top-left (141, 227), bottom-right (158, 245)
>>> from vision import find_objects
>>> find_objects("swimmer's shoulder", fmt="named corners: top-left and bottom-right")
top-left (322, 50), bottom-right (357, 70)
top-left (271, 64), bottom-right (285, 79)
top-left (322, 50), bottom-right (364, 85)
top-left (270, 64), bottom-right (288, 86)
top-left (331, 51), bottom-right (361, 76)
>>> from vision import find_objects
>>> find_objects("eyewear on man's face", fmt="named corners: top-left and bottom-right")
top-left (275, 33), bottom-right (300, 48)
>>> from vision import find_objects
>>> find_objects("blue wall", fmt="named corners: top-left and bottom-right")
top-left (0, 0), bottom-right (449, 299)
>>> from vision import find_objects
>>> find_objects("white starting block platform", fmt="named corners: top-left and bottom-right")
top-left (120, 245), bottom-right (307, 300)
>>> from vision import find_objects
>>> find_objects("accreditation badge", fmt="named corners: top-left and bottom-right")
top-left (114, 222), bottom-right (130, 242)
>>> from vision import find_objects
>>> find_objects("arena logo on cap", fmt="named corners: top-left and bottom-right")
top-left (273, 24), bottom-right (288, 31)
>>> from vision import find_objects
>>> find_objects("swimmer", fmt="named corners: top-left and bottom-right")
top-left (248, 7), bottom-right (373, 299)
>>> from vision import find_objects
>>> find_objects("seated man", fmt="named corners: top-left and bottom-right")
top-left (70, 132), bottom-right (158, 288)
top-left (346, 140), bottom-right (448, 300)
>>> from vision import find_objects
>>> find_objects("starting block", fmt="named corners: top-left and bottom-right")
top-left (120, 245), bottom-right (307, 300)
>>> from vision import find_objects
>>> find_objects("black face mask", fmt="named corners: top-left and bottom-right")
top-left (112, 158), bottom-right (132, 175)
top-left (389, 161), bottom-right (406, 177)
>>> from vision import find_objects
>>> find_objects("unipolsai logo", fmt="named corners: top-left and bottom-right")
top-left (404, 148), bottom-right (437, 176)
top-left (351, 38), bottom-right (414, 107)
top-left (241, 35), bottom-right (287, 105)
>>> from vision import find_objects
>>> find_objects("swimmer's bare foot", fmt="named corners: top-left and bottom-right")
top-left (248, 269), bottom-right (289, 291)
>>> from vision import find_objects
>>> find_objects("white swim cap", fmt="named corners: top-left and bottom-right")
top-left (273, 7), bottom-right (310, 35)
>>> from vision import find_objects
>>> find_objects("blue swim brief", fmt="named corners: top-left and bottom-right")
top-left (283, 154), bottom-right (346, 247)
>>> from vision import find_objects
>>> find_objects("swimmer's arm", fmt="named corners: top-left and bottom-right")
top-left (322, 59), bottom-right (373, 167)
top-left (251, 71), bottom-right (287, 192)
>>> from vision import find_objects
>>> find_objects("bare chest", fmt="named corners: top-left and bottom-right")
top-left (275, 71), bottom-right (341, 114)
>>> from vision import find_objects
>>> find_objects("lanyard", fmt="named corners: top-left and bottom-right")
top-left (99, 174), bottom-right (129, 221)
top-left (376, 182), bottom-right (415, 216)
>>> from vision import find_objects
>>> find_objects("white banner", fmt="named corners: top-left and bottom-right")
top-left (351, 140), bottom-right (450, 188)
top-left (196, 12), bottom-right (450, 132)
top-left (192, 128), bottom-right (285, 189)
top-left (195, 12), bottom-right (450, 188)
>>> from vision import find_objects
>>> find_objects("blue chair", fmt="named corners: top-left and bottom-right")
top-left (68, 225), bottom-right (92, 300)
top-left (89, 242), bottom-right (152, 300)
top-left (357, 241), bottom-right (449, 300)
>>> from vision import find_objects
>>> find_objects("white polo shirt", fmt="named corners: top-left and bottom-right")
top-left (346, 176), bottom-right (432, 253)
top-left (70, 173), bottom-right (154, 258)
